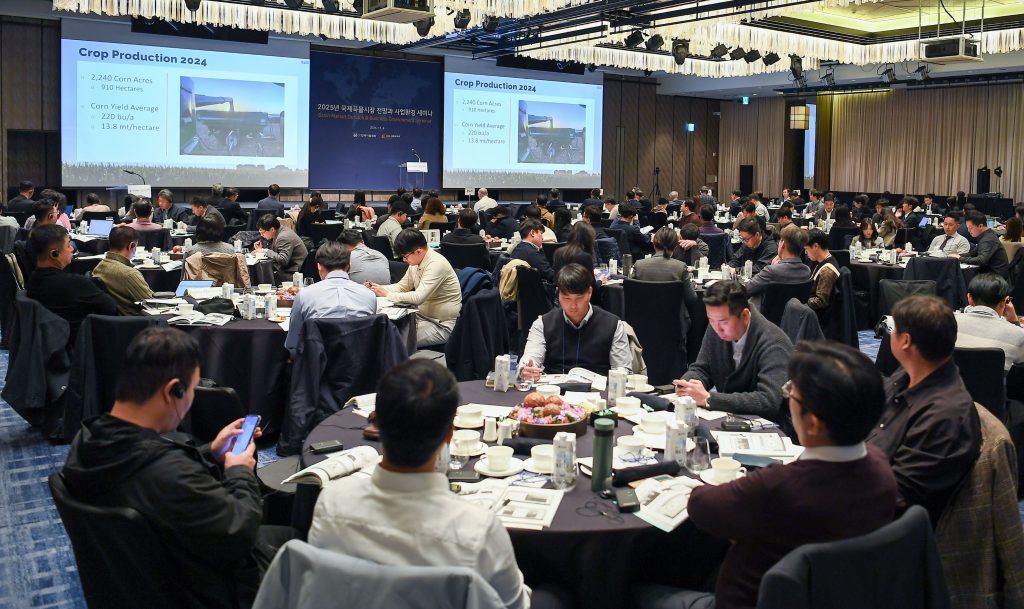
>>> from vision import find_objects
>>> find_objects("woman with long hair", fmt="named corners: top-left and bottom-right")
top-left (856, 218), bottom-right (884, 248)
top-left (553, 208), bottom-right (573, 242)
top-left (296, 191), bottom-right (324, 238)
top-left (878, 207), bottom-right (903, 248)
top-left (418, 197), bottom-right (448, 230)
top-left (553, 221), bottom-right (596, 275)
top-left (1002, 217), bottom-right (1024, 262)
top-left (346, 191), bottom-right (376, 222)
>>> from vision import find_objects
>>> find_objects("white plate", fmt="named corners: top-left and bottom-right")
top-left (699, 469), bottom-right (746, 486)
top-left (522, 457), bottom-right (553, 474)
top-left (610, 405), bottom-right (644, 416)
top-left (450, 441), bottom-right (486, 457)
top-left (474, 456), bottom-right (525, 478)
top-left (627, 383), bottom-right (656, 394)
top-left (453, 416), bottom-right (484, 429)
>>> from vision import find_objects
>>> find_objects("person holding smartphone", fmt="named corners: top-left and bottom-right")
top-left (61, 327), bottom-right (294, 608)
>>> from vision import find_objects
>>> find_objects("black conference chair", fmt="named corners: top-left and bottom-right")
top-left (388, 260), bottom-right (408, 283)
top-left (221, 224), bottom-right (246, 243)
top-left (623, 279), bottom-right (688, 385)
top-left (309, 223), bottom-right (345, 246)
top-left (822, 267), bottom-right (859, 348)
top-left (952, 347), bottom-right (1007, 421)
top-left (371, 236), bottom-right (395, 260)
top-left (428, 221), bottom-right (455, 234)
top-left (903, 256), bottom-right (968, 310)
top-left (0, 253), bottom-right (20, 349)
top-left (445, 287), bottom-right (509, 382)
top-left (440, 242), bottom-right (491, 270)
top-left (831, 249), bottom-right (851, 269)
top-left (516, 267), bottom-right (552, 353)
top-left (760, 281), bottom-right (813, 326)
top-left (542, 242), bottom-right (567, 267)
top-left (82, 210), bottom-right (115, 223)
top-left (878, 279), bottom-right (936, 319)
top-left (136, 229), bottom-right (172, 250)
top-left (49, 472), bottom-right (186, 609)
top-left (299, 250), bottom-right (319, 283)
top-left (184, 386), bottom-right (247, 443)
top-left (702, 232), bottom-right (729, 269)
top-left (828, 227), bottom-right (860, 251)
top-left (6, 211), bottom-right (29, 228)
top-left (604, 228), bottom-right (631, 261)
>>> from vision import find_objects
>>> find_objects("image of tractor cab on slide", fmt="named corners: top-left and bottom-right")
top-left (180, 76), bottom-right (285, 157)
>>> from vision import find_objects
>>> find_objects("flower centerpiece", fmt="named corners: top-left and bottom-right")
top-left (508, 392), bottom-right (589, 439)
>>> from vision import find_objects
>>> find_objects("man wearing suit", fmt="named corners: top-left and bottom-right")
top-left (256, 184), bottom-right (286, 218)
top-left (153, 189), bottom-right (190, 225)
top-left (745, 225), bottom-right (811, 309)
top-left (485, 205), bottom-right (518, 240)
top-left (6, 180), bottom-right (35, 215)
top-left (545, 188), bottom-right (565, 211)
top-left (189, 196), bottom-right (225, 228)
top-left (609, 202), bottom-right (646, 259)
top-left (582, 188), bottom-right (603, 209)
top-left (441, 209), bottom-right (485, 246)
top-left (952, 211), bottom-right (1010, 277)
top-left (815, 195), bottom-right (836, 223)
top-left (921, 193), bottom-right (944, 216)
top-left (728, 218), bottom-right (778, 275)
top-left (699, 186), bottom-right (718, 213)
top-left (698, 207), bottom-right (724, 235)
top-left (898, 197), bottom-right (924, 229)
top-left (254, 214), bottom-right (309, 284)
top-left (217, 187), bottom-right (248, 226)
top-left (510, 219), bottom-right (553, 282)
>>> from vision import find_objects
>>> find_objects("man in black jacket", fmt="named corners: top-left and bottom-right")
top-left (485, 205), bottom-right (518, 239)
top-left (953, 210), bottom-right (1010, 277)
top-left (216, 187), bottom-right (248, 226)
top-left (61, 327), bottom-right (292, 608)
top-left (510, 218), bottom-right (553, 282)
top-left (728, 218), bottom-right (778, 274)
top-left (582, 188), bottom-right (603, 209)
top-left (441, 208), bottom-right (485, 245)
top-left (6, 180), bottom-right (35, 214)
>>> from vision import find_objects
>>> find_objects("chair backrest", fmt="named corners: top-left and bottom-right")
top-left (6, 211), bottom-right (29, 227)
top-left (702, 232), bottom-right (729, 269)
top-left (828, 227), bottom-right (860, 251)
top-left (542, 242), bottom-right (566, 266)
top-left (428, 221), bottom-right (454, 234)
top-left (760, 281), bottom-right (813, 326)
top-left (0, 251), bottom-right (21, 349)
top-left (371, 235), bottom-right (395, 259)
top-left (185, 386), bottom-right (246, 443)
top-left (594, 237), bottom-right (619, 264)
top-left (904, 256), bottom-right (967, 310)
top-left (388, 260), bottom-right (408, 284)
top-left (1010, 248), bottom-right (1024, 303)
top-left (49, 472), bottom-right (184, 609)
top-left (445, 287), bottom-right (509, 382)
top-left (82, 210), bottom-right (115, 223)
top-left (623, 279), bottom-right (687, 385)
top-left (603, 227), bottom-right (630, 259)
top-left (779, 297), bottom-right (825, 344)
top-left (221, 224), bottom-right (245, 243)
top-left (831, 249), bottom-right (851, 268)
top-left (183, 252), bottom-right (251, 288)
top-left (757, 505), bottom-right (950, 609)
top-left (878, 279), bottom-right (936, 318)
top-left (136, 229), bottom-right (172, 250)
top-left (515, 267), bottom-right (552, 345)
top-left (456, 267), bottom-right (493, 300)
top-left (309, 222), bottom-right (345, 245)
top-left (952, 348), bottom-right (1007, 421)
top-left (440, 242), bottom-right (491, 271)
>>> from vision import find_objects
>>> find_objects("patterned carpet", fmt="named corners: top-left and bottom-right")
top-left (0, 333), bottom-right (1017, 607)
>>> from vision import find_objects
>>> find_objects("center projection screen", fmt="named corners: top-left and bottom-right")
top-left (442, 71), bottom-right (603, 189)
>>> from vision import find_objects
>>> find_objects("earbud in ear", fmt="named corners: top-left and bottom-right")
top-left (171, 382), bottom-right (186, 399)
top-left (50, 250), bottom-right (59, 258)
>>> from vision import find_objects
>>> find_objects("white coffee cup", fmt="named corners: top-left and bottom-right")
top-left (627, 374), bottom-right (648, 389)
top-left (640, 411), bottom-right (670, 435)
top-left (530, 444), bottom-right (553, 471)
top-left (710, 457), bottom-right (746, 483)
top-left (485, 445), bottom-right (513, 471)
top-left (177, 303), bottom-right (194, 314)
top-left (615, 395), bottom-right (642, 414)
top-left (258, 283), bottom-right (272, 292)
top-left (536, 385), bottom-right (560, 398)
top-left (451, 429), bottom-right (480, 455)
top-left (281, 282), bottom-right (294, 289)
top-left (616, 435), bottom-right (646, 461)
top-left (456, 405), bottom-right (482, 427)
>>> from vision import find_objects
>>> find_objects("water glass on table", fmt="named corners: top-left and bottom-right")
top-left (688, 436), bottom-right (711, 473)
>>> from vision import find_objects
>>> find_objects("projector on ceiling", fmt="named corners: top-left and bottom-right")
top-left (920, 36), bottom-right (983, 64)
top-left (362, 0), bottom-right (434, 23)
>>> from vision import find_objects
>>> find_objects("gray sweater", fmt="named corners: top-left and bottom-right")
top-left (682, 309), bottom-right (794, 419)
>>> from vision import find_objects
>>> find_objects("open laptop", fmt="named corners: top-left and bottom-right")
top-left (175, 280), bottom-right (214, 298)
top-left (86, 219), bottom-right (114, 238)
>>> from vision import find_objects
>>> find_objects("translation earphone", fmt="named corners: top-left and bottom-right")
top-left (170, 381), bottom-right (186, 399)
top-left (50, 250), bottom-right (59, 258)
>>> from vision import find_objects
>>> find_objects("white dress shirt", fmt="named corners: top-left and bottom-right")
top-left (799, 442), bottom-right (868, 462)
top-left (309, 467), bottom-right (530, 609)
top-left (521, 304), bottom-right (632, 372)
top-left (474, 197), bottom-right (498, 213)
top-left (928, 232), bottom-right (971, 255)
top-left (955, 305), bottom-right (1024, 371)
top-left (284, 270), bottom-right (377, 353)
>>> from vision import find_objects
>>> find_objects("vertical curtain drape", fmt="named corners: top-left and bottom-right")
top-left (719, 98), bottom-right (785, 198)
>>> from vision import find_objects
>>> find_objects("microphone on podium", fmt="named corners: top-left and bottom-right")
top-left (411, 148), bottom-right (421, 162)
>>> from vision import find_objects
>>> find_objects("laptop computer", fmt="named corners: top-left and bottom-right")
top-left (87, 219), bottom-right (114, 238)
top-left (175, 280), bottom-right (214, 298)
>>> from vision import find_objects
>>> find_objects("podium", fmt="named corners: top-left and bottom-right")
top-left (398, 161), bottom-right (428, 191)
top-left (106, 185), bottom-right (152, 213)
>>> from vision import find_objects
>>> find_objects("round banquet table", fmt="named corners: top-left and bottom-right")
top-left (293, 381), bottom-right (730, 609)
top-left (849, 259), bottom-right (978, 325)
top-left (67, 256), bottom-right (275, 292)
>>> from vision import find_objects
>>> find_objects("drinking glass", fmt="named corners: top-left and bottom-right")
top-left (304, 278), bottom-right (314, 287)
top-left (448, 444), bottom-right (467, 471)
top-left (687, 437), bottom-right (711, 473)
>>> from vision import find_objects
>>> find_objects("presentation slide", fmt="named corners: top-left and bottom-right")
top-left (309, 52), bottom-right (441, 191)
top-left (60, 39), bottom-right (309, 188)
top-left (443, 71), bottom-right (602, 189)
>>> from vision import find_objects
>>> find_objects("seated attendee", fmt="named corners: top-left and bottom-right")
top-left (367, 229), bottom-right (461, 347)
top-left (637, 226), bottom-right (691, 281)
top-left (674, 281), bottom-right (793, 419)
top-left (896, 197), bottom-right (923, 229)
top-left (727, 190), bottom-right (743, 216)
top-left (829, 204), bottom-right (857, 231)
top-left (284, 242), bottom-right (377, 355)
top-left (537, 196), bottom-right (555, 229)
top-left (953, 211), bottom-right (1010, 277)
top-left (124, 200), bottom-right (163, 232)
top-left (256, 183), bottom-right (285, 218)
top-left (254, 214), bottom-right (308, 285)
top-left (309, 359), bottom-right (530, 609)
top-left (581, 205), bottom-right (612, 239)
top-left (153, 189), bottom-right (190, 224)
top-left (441, 209), bottom-right (485, 246)
top-left (545, 188), bottom-right (565, 211)
top-left (775, 207), bottom-right (794, 230)
top-left (582, 188), bottom-right (603, 209)
top-left (62, 327), bottom-right (290, 608)
top-left (815, 194), bottom-right (836, 223)
top-left (295, 192), bottom-right (325, 241)
top-left (6, 180), bottom-right (35, 214)
top-left (651, 197), bottom-right (670, 220)
top-left (677, 342), bottom-right (897, 609)
top-left (921, 193), bottom-right (943, 216)
top-left (417, 197), bottom-right (448, 230)
top-left (92, 226), bottom-right (154, 315)
top-left (732, 201), bottom-right (767, 234)
top-left (410, 187), bottom-right (424, 212)
top-left (509, 219), bottom-right (553, 282)
top-left (728, 218), bottom-right (778, 275)
top-left (872, 199), bottom-right (888, 226)
top-left (1001, 217), bottom-right (1024, 262)
top-left (924, 213), bottom-right (970, 255)
top-left (173, 218), bottom-right (234, 259)
top-left (850, 194), bottom-right (871, 221)
top-left (676, 224), bottom-right (710, 267)
top-left (878, 208), bottom-right (903, 248)
top-left (698, 206), bottom-right (724, 235)
top-left (609, 202), bottom-right (645, 259)
top-left (679, 198), bottom-right (699, 226)
top-left (485, 205), bottom-right (519, 240)
top-left (745, 224), bottom-right (811, 309)
top-left (375, 199), bottom-right (412, 252)
top-left (345, 191), bottom-right (376, 223)
top-left (216, 187), bottom-right (247, 226)
top-left (25, 224), bottom-right (117, 341)
top-left (603, 197), bottom-right (619, 221)
top-left (804, 229), bottom-right (840, 318)
top-left (188, 196), bottom-right (225, 228)
top-left (520, 264), bottom-right (630, 378)
top-left (505, 207), bottom-right (557, 253)
top-left (553, 208), bottom-right (573, 242)
top-left (855, 218), bottom-right (884, 249)
top-left (24, 195), bottom-right (63, 231)
top-left (699, 186), bottom-right (718, 213)
top-left (473, 187), bottom-right (497, 213)
top-left (749, 194), bottom-right (769, 223)
top-left (552, 222), bottom-right (596, 276)
top-left (955, 273), bottom-right (1024, 371)
top-left (74, 192), bottom-right (112, 221)
top-left (338, 229), bottom-right (391, 285)
top-left (868, 295), bottom-right (981, 525)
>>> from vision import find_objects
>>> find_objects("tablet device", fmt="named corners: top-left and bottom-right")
top-left (174, 280), bottom-right (214, 297)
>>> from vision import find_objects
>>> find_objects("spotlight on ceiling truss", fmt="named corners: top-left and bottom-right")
top-left (743, 49), bottom-right (761, 63)
top-left (710, 44), bottom-right (729, 59)
top-left (763, 52), bottom-right (780, 66)
top-left (671, 39), bottom-right (690, 65)
top-left (453, 9), bottom-right (471, 29)
top-left (913, 64), bottom-right (931, 81)
top-left (185, 0), bottom-right (202, 10)
top-left (482, 15), bottom-right (500, 32)
top-left (322, 0), bottom-right (340, 13)
top-left (283, 0), bottom-right (303, 9)
top-left (789, 55), bottom-right (804, 80)
top-left (415, 16), bottom-right (434, 36)
top-left (645, 34), bottom-right (664, 51)
top-left (822, 68), bottom-right (836, 88)
top-left (624, 30), bottom-right (646, 49)
top-left (729, 47), bottom-right (746, 61)
top-left (881, 66), bottom-right (897, 84)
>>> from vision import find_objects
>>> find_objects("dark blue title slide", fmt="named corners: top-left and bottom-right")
top-left (309, 52), bottom-right (441, 190)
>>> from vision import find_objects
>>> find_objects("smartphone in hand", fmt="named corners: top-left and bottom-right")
top-left (231, 415), bottom-right (261, 455)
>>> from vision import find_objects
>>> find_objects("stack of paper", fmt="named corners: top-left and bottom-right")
top-left (711, 431), bottom-right (804, 462)
top-left (493, 487), bottom-right (563, 530)
top-left (634, 475), bottom-right (702, 532)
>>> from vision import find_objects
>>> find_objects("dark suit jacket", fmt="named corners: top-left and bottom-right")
top-left (582, 198), bottom-right (603, 208)
top-left (216, 199), bottom-right (247, 225)
top-left (510, 241), bottom-right (553, 282)
top-left (441, 228), bottom-right (484, 246)
top-left (609, 218), bottom-right (646, 258)
top-left (6, 195), bottom-right (35, 215)
top-left (256, 197), bottom-right (285, 218)
top-left (486, 217), bottom-right (518, 240)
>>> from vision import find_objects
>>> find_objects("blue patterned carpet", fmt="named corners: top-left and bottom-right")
top-left (0, 333), bottom-right (1017, 607)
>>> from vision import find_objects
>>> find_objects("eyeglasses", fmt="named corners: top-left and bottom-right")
top-left (782, 380), bottom-right (807, 414)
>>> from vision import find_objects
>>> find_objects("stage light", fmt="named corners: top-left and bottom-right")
top-left (185, 0), bottom-right (202, 10)
top-left (743, 49), bottom-right (761, 63)
top-left (645, 34), bottom-right (664, 51)
top-left (729, 47), bottom-right (745, 61)
top-left (415, 17), bottom-right (434, 36)
top-left (453, 9), bottom-right (471, 29)
top-left (710, 44), bottom-right (728, 59)
top-left (284, 0), bottom-right (303, 9)
top-left (482, 15), bottom-right (500, 32)
top-left (671, 39), bottom-right (690, 65)
top-left (822, 68), bottom-right (835, 88)
top-left (789, 55), bottom-right (804, 80)
top-left (763, 52), bottom-right (780, 66)
top-left (624, 30), bottom-right (645, 49)
top-left (914, 64), bottom-right (931, 81)
top-left (881, 66), bottom-right (897, 84)
top-left (322, 0), bottom-right (340, 12)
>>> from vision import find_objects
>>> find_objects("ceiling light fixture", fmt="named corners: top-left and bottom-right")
top-left (415, 17), bottom-right (434, 36)
top-left (284, 0), bottom-right (303, 9)
top-left (763, 52), bottom-right (780, 66)
top-left (913, 64), bottom-right (931, 81)
top-left (645, 34), bottom-right (664, 51)
top-left (822, 68), bottom-right (836, 88)
top-left (482, 15), bottom-right (500, 32)
top-left (710, 44), bottom-right (728, 59)
top-left (185, 0), bottom-right (202, 10)
top-left (322, 0), bottom-right (340, 12)
top-left (881, 66), bottom-right (897, 84)
top-left (743, 49), bottom-right (761, 63)
top-left (671, 39), bottom-right (690, 65)
top-left (729, 47), bottom-right (746, 61)
top-left (453, 9), bottom-right (471, 29)
top-left (624, 30), bottom-right (645, 49)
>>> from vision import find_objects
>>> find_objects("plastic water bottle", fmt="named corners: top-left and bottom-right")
top-left (664, 421), bottom-right (688, 468)
top-left (265, 294), bottom-right (277, 319)
top-left (234, 239), bottom-right (242, 253)
top-left (552, 432), bottom-right (577, 490)
top-left (293, 272), bottom-right (303, 287)
top-left (743, 259), bottom-right (754, 279)
top-left (479, 229), bottom-right (486, 238)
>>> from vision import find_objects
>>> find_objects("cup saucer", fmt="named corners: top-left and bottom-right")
top-left (474, 456), bottom-right (525, 478)
top-left (634, 423), bottom-right (666, 436)
top-left (451, 441), bottom-right (486, 457)
top-left (699, 469), bottom-right (746, 486)
top-left (454, 416), bottom-right (484, 429)
top-left (610, 405), bottom-right (643, 416)
top-left (628, 383), bottom-right (655, 394)
top-left (522, 457), bottom-right (553, 474)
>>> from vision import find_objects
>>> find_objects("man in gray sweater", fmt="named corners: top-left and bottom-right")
top-left (745, 224), bottom-right (811, 309)
top-left (254, 214), bottom-right (308, 284)
top-left (674, 281), bottom-right (794, 422)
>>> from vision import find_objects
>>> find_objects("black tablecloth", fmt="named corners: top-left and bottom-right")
top-left (292, 381), bottom-right (731, 609)
top-left (850, 259), bottom-right (978, 326)
top-left (68, 256), bottom-right (274, 292)
top-left (71, 236), bottom-right (109, 255)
